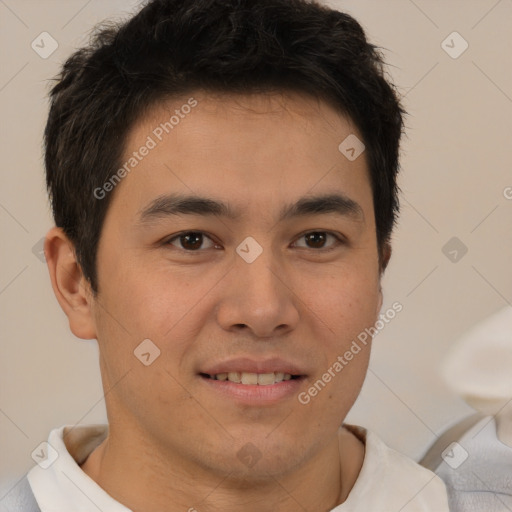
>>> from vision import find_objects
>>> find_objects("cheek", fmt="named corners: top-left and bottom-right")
top-left (94, 262), bottom-right (221, 382)
top-left (298, 261), bottom-right (379, 389)
top-left (301, 261), bottom-right (380, 334)
top-left (98, 260), bottom-right (191, 335)
top-left (300, 280), bottom-right (375, 419)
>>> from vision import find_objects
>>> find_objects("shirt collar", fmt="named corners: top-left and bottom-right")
top-left (27, 424), bottom-right (132, 512)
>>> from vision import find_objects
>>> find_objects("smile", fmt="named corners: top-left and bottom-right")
top-left (201, 371), bottom-right (299, 385)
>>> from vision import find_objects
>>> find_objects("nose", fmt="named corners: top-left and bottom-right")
top-left (215, 243), bottom-right (300, 339)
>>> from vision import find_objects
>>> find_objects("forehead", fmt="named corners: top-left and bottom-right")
top-left (110, 90), bottom-right (372, 223)
top-left (142, 89), bottom-right (358, 141)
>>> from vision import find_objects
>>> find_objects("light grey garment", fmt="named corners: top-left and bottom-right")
top-left (434, 417), bottom-right (512, 512)
top-left (0, 475), bottom-right (41, 512)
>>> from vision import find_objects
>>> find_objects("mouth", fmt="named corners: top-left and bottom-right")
top-left (199, 372), bottom-right (303, 385)
top-left (197, 359), bottom-right (307, 404)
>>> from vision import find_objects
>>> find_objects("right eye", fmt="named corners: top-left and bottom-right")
top-left (165, 231), bottom-right (220, 252)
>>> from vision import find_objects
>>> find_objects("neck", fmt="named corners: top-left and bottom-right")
top-left (80, 424), bottom-right (364, 512)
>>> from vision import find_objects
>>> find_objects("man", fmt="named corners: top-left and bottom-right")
top-left (5, 0), bottom-right (450, 510)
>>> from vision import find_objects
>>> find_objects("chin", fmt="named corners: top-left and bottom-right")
top-left (199, 429), bottom-right (314, 481)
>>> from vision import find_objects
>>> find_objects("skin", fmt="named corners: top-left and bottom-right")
top-left (45, 90), bottom-right (391, 512)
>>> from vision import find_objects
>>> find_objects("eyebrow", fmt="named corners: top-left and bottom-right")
top-left (137, 192), bottom-right (365, 225)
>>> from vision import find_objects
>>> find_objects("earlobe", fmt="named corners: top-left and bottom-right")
top-left (376, 242), bottom-right (390, 315)
top-left (44, 227), bottom-right (97, 340)
top-left (380, 241), bottom-right (392, 274)
top-left (376, 287), bottom-right (383, 316)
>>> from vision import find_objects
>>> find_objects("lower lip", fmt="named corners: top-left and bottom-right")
top-left (199, 375), bottom-right (304, 404)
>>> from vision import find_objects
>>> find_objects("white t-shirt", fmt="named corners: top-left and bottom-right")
top-left (27, 424), bottom-right (449, 511)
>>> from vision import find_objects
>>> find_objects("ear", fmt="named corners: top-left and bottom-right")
top-left (376, 242), bottom-right (391, 316)
top-left (376, 287), bottom-right (383, 316)
top-left (44, 227), bottom-right (97, 340)
top-left (380, 241), bottom-right (392, 274)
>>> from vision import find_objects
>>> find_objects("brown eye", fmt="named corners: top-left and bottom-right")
top-left (293, 231), bottom-right (343, 251)
top-left (167, 232), bottom-right (216, 251)
top-left (305, 232), bottom-right (327, 248)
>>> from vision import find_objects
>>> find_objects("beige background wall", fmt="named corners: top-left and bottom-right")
top-left (1, 0), bottom-right (511, 493)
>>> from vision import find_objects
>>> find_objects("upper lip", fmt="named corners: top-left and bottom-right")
top-left (199, 357), bottom-right (307, 376)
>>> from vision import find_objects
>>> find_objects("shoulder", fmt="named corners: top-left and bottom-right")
top-left (1, 474), bottom-right (41, 512)
top-left (336, 425), bottom-right (449, 512)
top-left (434, 417), bottom-right (512, 512)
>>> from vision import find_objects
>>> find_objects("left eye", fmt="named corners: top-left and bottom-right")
top-left (292, 231), bottom-right (342, 251)
top-left (166, 231), bottom-right (342, 252)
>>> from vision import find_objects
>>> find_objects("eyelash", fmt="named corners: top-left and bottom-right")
top-left (163, 230), bottom-right (345, 253)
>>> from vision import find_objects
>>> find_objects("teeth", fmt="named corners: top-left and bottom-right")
top-left (241, 372), bottom-right (258, 385)
top-left (211, 372), bottom-right (293, 384)
top-left (257, 373), bottom-right (276, 385)
top-left (227, 372), bottom-right (241, 383)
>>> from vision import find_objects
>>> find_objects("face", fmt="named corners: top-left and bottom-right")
top-left (86, 91), bottom-right (384, 479)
